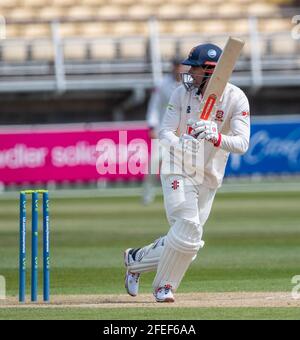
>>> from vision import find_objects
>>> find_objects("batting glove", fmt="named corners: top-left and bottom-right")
top-left (191, 120), bottom-right (221, 146)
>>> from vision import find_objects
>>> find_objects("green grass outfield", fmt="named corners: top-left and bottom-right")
top-left (2, 307), bottom-right (300, 320)
top-left (0, 190), bottom-right (300, 320)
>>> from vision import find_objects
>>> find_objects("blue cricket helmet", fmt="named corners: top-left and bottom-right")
top-left (182, 43), bottom-right (222, 68)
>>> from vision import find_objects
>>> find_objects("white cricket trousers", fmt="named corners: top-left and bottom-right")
top-left (126, 174), bottom-right (217, 277)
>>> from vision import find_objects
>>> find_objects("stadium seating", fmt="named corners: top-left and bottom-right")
top-left (64, 40), bottom-right (87, 59)
top-left (59, 23), bottom-right (79, 37)
top-left (90, 40), bottom-right (116, 59)
top-left (186, 4), bottom-right (213, 17)
top-left (201, 20), bottom-right (230, 35)
top-left (216, 4), bottom-right (244, 17)
top-left (96, 5), bottom-right (124, 18)
top-left (127, 5), bottom-right (156, 18)
top-left (0, 0), bottom-right (295, 63)
top-left (260, 18), bottom-right (292, 32)
top-left (157, 4), bottom-right (184, 18)
top-left (51, 0), bottom-right (76, 7)
top-left (121, 38), bottom-right (146, 58)
top-left (22, 0), bottom-right (50, 7)
top-left (31, 39), bottom-right (54, 60)
top-left (0, 0), bottom-right (19, 8)
top-left (232, 19), bottom-right (251, 33)
top-left (4, 25), bottom-right (20, 39)
top-left (138, 0), bottom-right (160, 4)
top-left (67, 6), bottom-right (95, 18)
top-left (247, 2), bottom-right (279, 16)
top-left (7, 8), bottom-right (37, 20)
top-left (163, 21), bottom-right (197, 36)
top-left (83, 0), bottom-right (108, 5)
top-left (179, 37), bottom-right (207, 56)
top-left (111, 0), bottom-right (136, 5)
top-left (1, 41), bottom-right (28, 62)
top-left (78, 22), bottom-right (107, 37)
top-left (271, 34), bottom-right (297, 55)
top-left (159, 38), bottom-right (177, 59)
top-left (39, 7), bottom-right (65, 20)
top-left (24, 24), bottom-right (51, 38)
top-left (0, 0), bottom-right (285, 23)
top-left (109, 21), bottom-right (148, 36)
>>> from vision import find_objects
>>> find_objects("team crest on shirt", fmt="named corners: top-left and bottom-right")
top-left (215, 110), bottom-right (224, 122)
top-left (242, 111), bottom-right (249, 117)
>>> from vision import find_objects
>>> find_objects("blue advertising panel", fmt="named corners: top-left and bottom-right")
top-left (226, 116), bottom-right (300, 176)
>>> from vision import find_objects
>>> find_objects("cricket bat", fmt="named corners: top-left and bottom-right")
top-left (187, 37), bottom-right (245, 134)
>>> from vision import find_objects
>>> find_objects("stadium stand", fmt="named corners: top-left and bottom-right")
top-left (0, 0), bottom-right (287, 22)
top-left (0, 0), bottom-right (299, 128)
top-left (0, 0), bottom-right (298, 94)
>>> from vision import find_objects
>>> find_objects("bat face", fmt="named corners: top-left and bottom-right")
top-left (186, 37), bottom-right (245, 134)
top-left (187, 94), bottom-right (217, 134)
top-left (200, 94), bottom-right (217, 120)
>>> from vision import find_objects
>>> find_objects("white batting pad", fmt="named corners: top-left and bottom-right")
top-left (127, 237), bottom-right (165, 273)
top-left (152, 218), bottom-right (204, 291)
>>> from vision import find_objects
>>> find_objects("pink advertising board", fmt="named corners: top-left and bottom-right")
top-left (0, 122), bottom-right (150, 184)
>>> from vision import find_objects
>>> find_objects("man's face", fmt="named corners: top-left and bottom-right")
top-left (188, 66), bottom-right (206, 87)
top-left (181, 65), bottom-right (213, 92)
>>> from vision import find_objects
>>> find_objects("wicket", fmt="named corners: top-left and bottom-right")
top-left (19, 190), bottom-right (50, 303)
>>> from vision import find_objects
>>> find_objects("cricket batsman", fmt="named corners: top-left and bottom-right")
top-left (124, 42), bottom-right (251, 302)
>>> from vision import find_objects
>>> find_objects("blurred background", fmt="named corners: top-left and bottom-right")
top-left (0, 0), bottom-right (299, 193)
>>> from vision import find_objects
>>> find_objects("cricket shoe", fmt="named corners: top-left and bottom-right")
top-left (124, 248), bottom-right (140, 297)
top-left (154, 284), bottom-right (175, 303)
